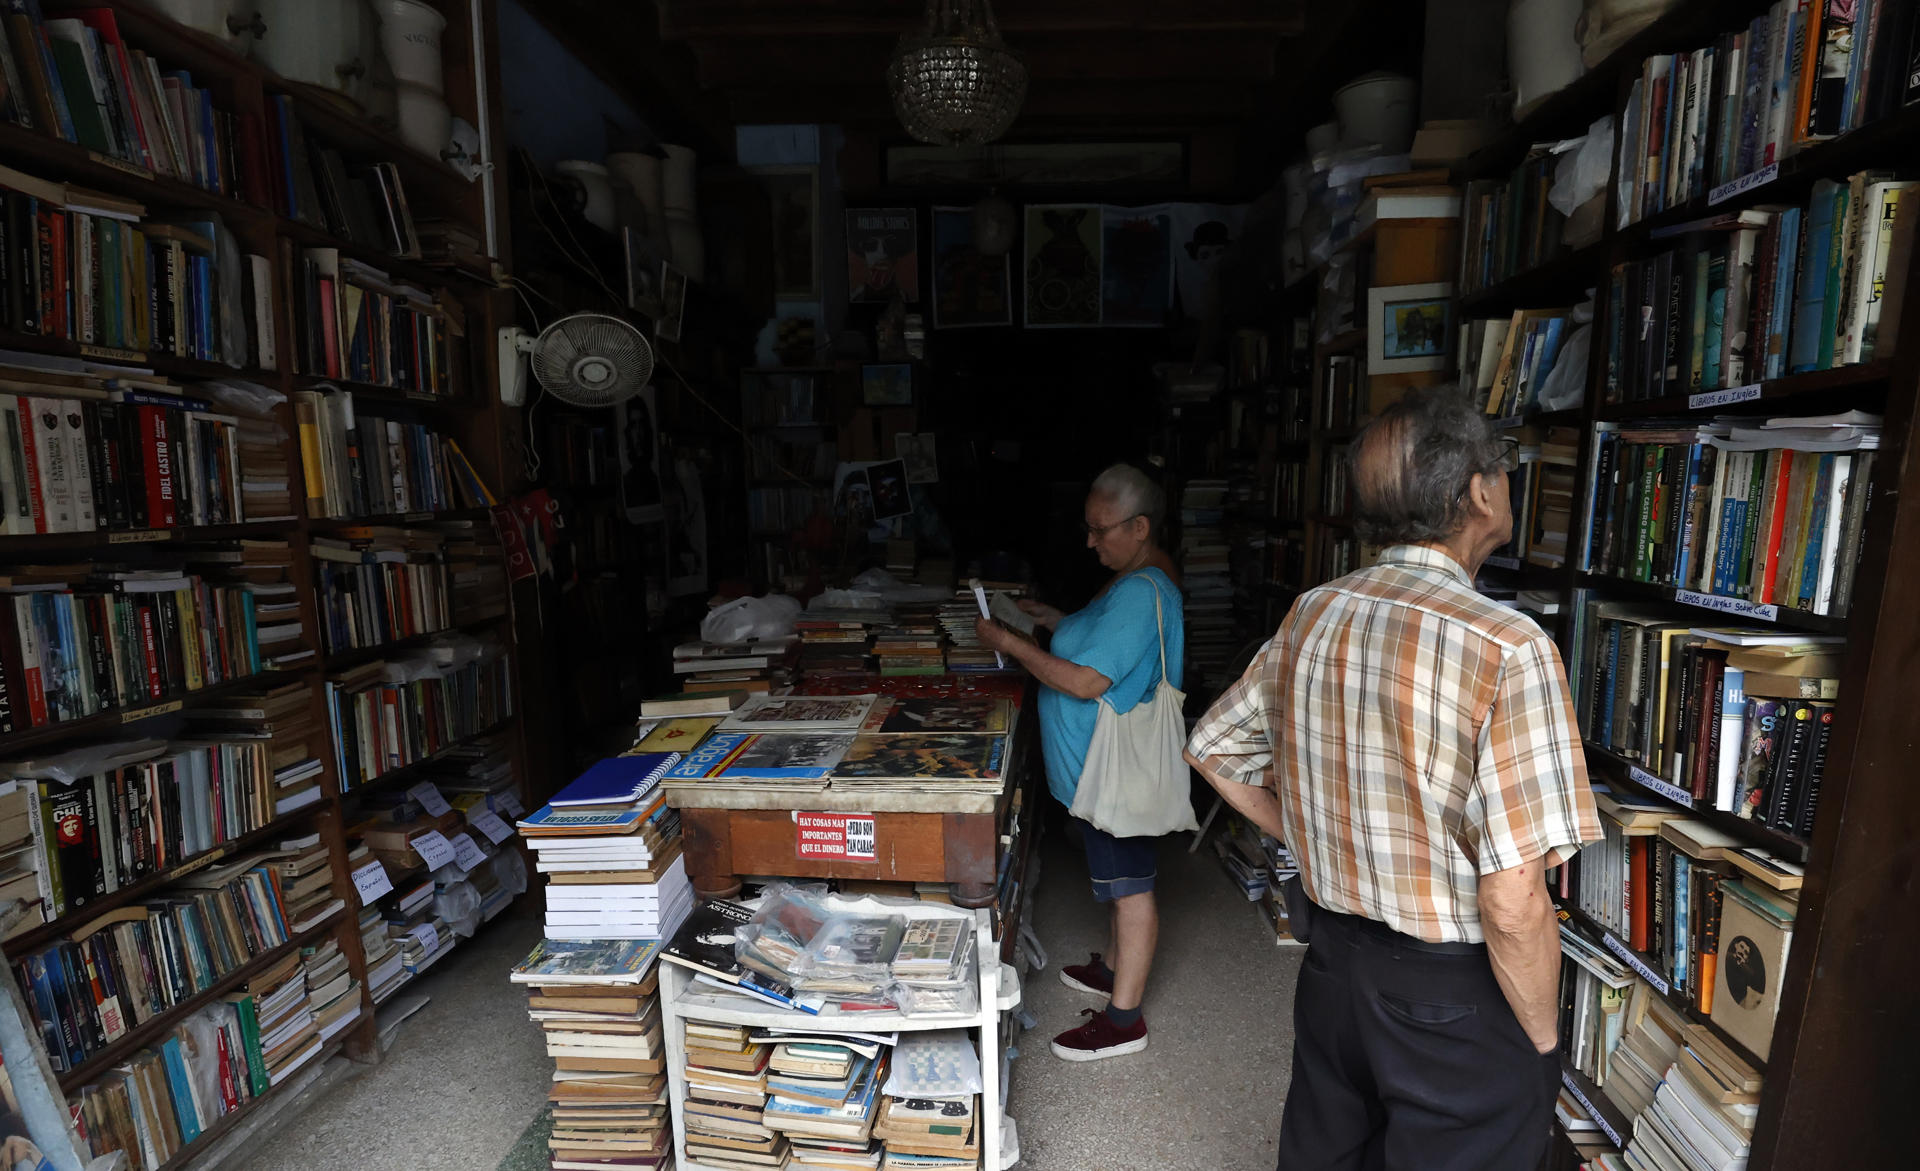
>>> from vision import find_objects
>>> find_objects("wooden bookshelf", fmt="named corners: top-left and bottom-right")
top-left (1451, 1), bottom-right (1920, 1164)
top-left (0, 2), bottom-right (528, 1164)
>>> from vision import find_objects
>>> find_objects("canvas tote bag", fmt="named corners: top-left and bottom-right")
top-left (1069, 580), bottom-right (1200, 838)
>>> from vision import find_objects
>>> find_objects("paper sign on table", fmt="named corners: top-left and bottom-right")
top-left (499, 792), bottom-right (525, 818)
top-left (352, 859), bottom-right (394, 904)
top-left (470, 809), bottom-right (514, 844)
top-left (452, 833), bottom-right (489, 872)
top-left (410, 922), bottom-right (439, 956)
top-left (413, 830), bottom-right (458, 871)
top-left (407, 781), bottom-right (452, 817)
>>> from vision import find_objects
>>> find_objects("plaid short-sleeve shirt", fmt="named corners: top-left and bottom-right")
top-left (1187, 544), bottom-right (1600, 944)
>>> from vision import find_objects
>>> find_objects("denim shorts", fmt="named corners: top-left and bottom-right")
top-left (1075, 817), bottom-right (1158, 902)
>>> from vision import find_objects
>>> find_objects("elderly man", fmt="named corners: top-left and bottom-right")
top-left (1186, 388), bottom-right (1600, 1169)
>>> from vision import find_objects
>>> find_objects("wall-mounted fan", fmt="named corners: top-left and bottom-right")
top-left (498, 313), bottom-right (653, 407)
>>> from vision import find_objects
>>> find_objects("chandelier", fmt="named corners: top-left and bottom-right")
top-left (886, 0), bottom-right (1027, 147)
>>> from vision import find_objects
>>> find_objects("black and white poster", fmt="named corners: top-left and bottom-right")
top-left (617, 387), bottom-right (664, 524)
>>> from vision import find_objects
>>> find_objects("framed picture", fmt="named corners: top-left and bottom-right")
top-left (931, 206), bottom-right (1011, 328)
top-left (657, 263), bottom-right (688, 343)
top-left (752, 165), bottom-right (819, 300)
top-left (1023, 204), bottom-right (1102, 328)
top-left (1367, 282), bottom-right (1453, 373)
top-left (847, 207), bottom-right (919, 303)
top-left (623, 228), bottom-right (665, 317)
top-left (868, 458), bottom-right (913, 520)
top-left (861, 363), bottom-right (913, 406)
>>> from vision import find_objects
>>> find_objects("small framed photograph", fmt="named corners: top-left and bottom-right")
top-left (623, 228), bottom-right (665, 316)
top-left (1367, 282), bottom-right (1453, 373)
top-left (868, 458), bottom-right (913, 520)
top-left (861, 362), bottom-right (913, 406)
top-left (657, 263), bottom-right (688, 343)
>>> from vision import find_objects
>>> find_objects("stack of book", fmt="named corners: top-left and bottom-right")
top-left (386, 868), bottom-right (456, 979)
top-left (354, 850), bottom-right (406, 1005)
top-left (265, 832), bottom-right (347, 936)
top-left (443, 519), bottom-right (509, 624)
top-left (415, 218), bottom-right (487, 276)
top-left (871, 623), bottom-right (945, 677)
top-left (234, 411), bottom-right (296, 520)
top-left (1212, 816), bottom-right (1270, 902)
top-left (1486, 426), bottom-right (1579, 570)
top-left (12, 850), bottom-right (294, 1074)
top-left (520, 752), bottom-right (693, 943)
top-left (323, 639), bottom-right (515, 791)
top-left (673, 636), bottom-right (799, 697)
top-left (190, 680), bottom-right (329, 818)
top-left (0, 777), bottom-right (38, 937)
top-left (311, 528), bottom-right (452, 654)
top-left (682, 1021), bottom-right (787, 1167)
top-left (298, 933), bottom-right (364, 1047)
top-left (245, 951), bottom-right (321, 1087)
top-left (798, 605), bottom-right (894, 678)
top-left (6, 737), bottom-right (297, 923)
top-left (937, 589), bottom-right (1004, 673)
top-left (0, 565), bottom-right (265, 729)
top-left (294, 389), bottom-right (495, 519)
top-left (664, 696), bottom-right (874, 795)
top-left (1616, 4), bottom-right (1917, 231)
top-left (1579, 414), bottom-right (1880, 619)
top-left (511, 939), bottom-right (673, 1169)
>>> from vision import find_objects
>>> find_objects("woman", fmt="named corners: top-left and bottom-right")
top-left (975, 463), bottom-right (1185, 1063)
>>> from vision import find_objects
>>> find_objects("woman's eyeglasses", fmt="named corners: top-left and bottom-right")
top-left (1083, 514), bottom-right (1144, 538)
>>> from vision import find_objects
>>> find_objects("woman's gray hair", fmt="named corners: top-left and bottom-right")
top-left (1347, 386), bottom-right (1508, 545)
top-left (1090, 463), bottom-right (1165, 544)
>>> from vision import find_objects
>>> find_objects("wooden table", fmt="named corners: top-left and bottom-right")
top-left (668, 703), bottom-right (1039, 908)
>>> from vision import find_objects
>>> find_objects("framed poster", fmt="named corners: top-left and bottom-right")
top-left (846, 207), bottom-right (919, 303)
top-left (931, 206), bottom-right (1011, 328)
top-left (895, 432), bottom-right (938, 483)
top-left (752, 165), bottom-right (819, 300)
top-left (616, 387), bottom-right (664, 524)
top-left (1023, 204), bottom-right (1101, 327)
top-left (861, 363), bottom-right (913, 406)
top-left (1101, 204), bottom-right (1173, 327)
top-left (1367, 282), bottom-right (1453, 373)
top-left (868, 458), bottom-right (913, 520)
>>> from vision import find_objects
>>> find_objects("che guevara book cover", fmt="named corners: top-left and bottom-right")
top-left (859, 696), bottom-right (1012, 735)
top-left (831, 734), bottom-right (1007, 781)
top-left (664, 732), bottom-right (855, 780)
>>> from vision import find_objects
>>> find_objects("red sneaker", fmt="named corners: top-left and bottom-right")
top-left (1050, 1008), bottom-right (1148, 1062)
top-left (1059, 954), bottom-right (1114, 997)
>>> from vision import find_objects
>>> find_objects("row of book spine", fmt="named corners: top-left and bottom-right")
top-left (1461, 308), bottom-right (1577, 418)
top-left (266, 94), bottom-right (421, 259)
top-left (0, 577), bottom-right (262, 734)
top-left (12, 855), bottom-right (291, 1073)
top-left (293, 390), bottom-right (492, 520)
top-left (1457, 151), bottom-right (1566, 295)
top-left (1606, 176), bottom-right (1916, 403)
top-left (1491, 438), bottom-right (1579, 569)
top-left (324, 648), bottom-right (514, 791)
top-left (1579, 429), bottom-right (1874, 617)
top-left (314, 557), bottom-right (451, 656)
top-left (17, 738), bottom-right (283, 922)
top-left (0, 391), bottom-right (259, 535)
top-left (287, 246), bottom-right (450, 394)
top-left (1617, 0), bottom-right (1919, 228)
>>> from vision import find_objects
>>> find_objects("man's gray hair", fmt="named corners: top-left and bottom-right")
top-left (1090, 463), bottom-right (1165, 544)
top-left (1347, 386), bottom-right (1508, 545)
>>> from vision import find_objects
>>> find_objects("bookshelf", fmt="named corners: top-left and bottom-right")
top-left (0, 3), bottom-right (529, 1166)
top-left (1452, 1), bottom-right (1920, 1165)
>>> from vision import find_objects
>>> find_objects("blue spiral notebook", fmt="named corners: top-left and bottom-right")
top-left (549, 753), bottom-right (681, 807)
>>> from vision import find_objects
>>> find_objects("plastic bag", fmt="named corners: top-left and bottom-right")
top-left (1550, 115), bottom-right (1615, 217)
top-left (1537, 298), bottom-right (1596, 412)
top-left (702, 594), bottom-right (802, 644)
top-left (880, 1029), bottom-right (984, 1098)
top-left (436, 878), bottom-right (483, 938)
top-left (735, 882), bottom-right (834, 980)
top-left (204, 378), bottom-right (286, 417)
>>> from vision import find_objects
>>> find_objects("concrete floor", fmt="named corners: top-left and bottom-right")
top-left (244, 826), bottom-right (1300, 1171)
top-left (1007, 830), bottom-right (1302, 1171)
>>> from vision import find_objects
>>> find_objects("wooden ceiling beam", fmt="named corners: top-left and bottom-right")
top-left (658, 0), bottom-right (1307, 39)
top-left (687, 34), bottom-right (1282, 87)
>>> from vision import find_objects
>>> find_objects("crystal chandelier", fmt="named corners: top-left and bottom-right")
top-left (886, 0), bottom-right (1027, 147)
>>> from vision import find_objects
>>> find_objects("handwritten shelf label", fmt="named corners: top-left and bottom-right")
top-left (498, 792), bottom-right (525, 818)
top-left (1561, 1069), bottom-right (1623, 1147)
top-left (470, 809), bottom-right (514, 844)
top-left (413, 830), bottom-right (457, 871)
top-left (108, 530), bottom-right (170, 544)
top-left (794, 811), bottom-right (877, 861)
top-left (452, 833), bottom-right (489, 872)
top-left (121, 700), bottom-right (184, 723)
top-left (1602, 929), bottom-right (1672, 996)
top-left (1689, 383), bottom-right (1761, 409)
top-left (407, 781), bottom-right (452, 817)
top-left (1708, 162), bottom-right (1778, 206)
top-left (1627, 764), bottom-right (1694, 807)
top-left (352, 859), bottom-right (394, 904)
top-left (1674, 588), bottom-right (1777, 622)
top-left (410, 922), bottom-right (440, 956)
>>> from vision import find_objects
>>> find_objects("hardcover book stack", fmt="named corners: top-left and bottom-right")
top-left (673, 635), bottom-right (799, 697)
top-left (322, 638), bottom-right (514, 791)
top-left (522, 751), bottom-right (693, 944)
top-left (664, 695), bottom-right (874, 794)
top-left (243, 950), bottom-right (321, 1088)
top-left (0, 565), bottom-right (264, 732)
top-left (11, 848), bottom-right (295, 1074)
top-left (1569, 616), bottom-right (1844, 836)
top-left (294, 389), bottom-right (496, 519)
top-left (0, 165), bottom-right (261, 365)
top-left (6, 737), bottom-right (298, 923)
top-left (1616, 2), bottom-right (1920, 230)
top-left (189, 680), bottom-right (329, 819)
top-left (511, 938), bottom-right (674, 1170)
top-left (311, 528), bottom-right (452, 654)
top-left (1578, 413), bottom-right (1880, 620)
top-left (298, 933), bottom-right (365, 1048)
top-left (871, 619), bottom-right (945, 678)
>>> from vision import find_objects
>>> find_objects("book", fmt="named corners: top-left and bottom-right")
top-left (858, 697), bottom-right (1012, 735)
top-left (662, 898), bottom-right (756, 982)
top-left (717, 695), bottom-right (877, 734)
top-left (549, 755), bottom-right (680, 808)
top-left (830, 735), bottom-right (1008, 785)
top-left (663, 733), bottom-right (855, 782)
top-left (510, 939), bottom-right (664, 986)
